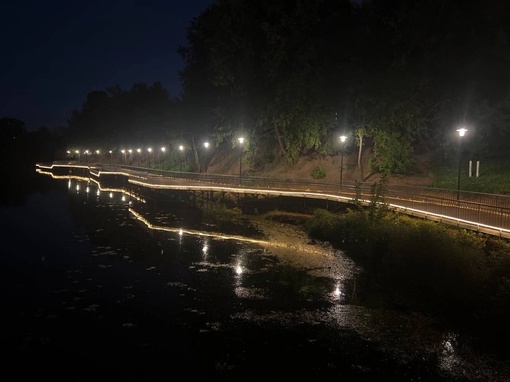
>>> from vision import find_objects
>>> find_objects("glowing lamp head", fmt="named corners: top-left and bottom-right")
top-left (340, 135), bottom-right (347, 143)
top-left (457, 128), bottom-right (467, 137)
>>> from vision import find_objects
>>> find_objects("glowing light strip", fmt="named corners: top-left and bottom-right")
top-left (388, 203), bottom-right (510, 238)
top-left (37, 163), bottom-right (510, 238)
top-left (128, 178), bottom-right (355, 203)
top-left (36, 169), bottom-right (145, 202)
top-left (129, 208), bottom-right (327, 254)
top-left (36, 163), bottom-right (147, 180)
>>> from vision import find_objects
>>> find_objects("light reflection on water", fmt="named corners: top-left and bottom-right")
top-left (11, 172), bottom-right (510, 381)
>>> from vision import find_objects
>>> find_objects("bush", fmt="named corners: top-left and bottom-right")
top-left (311, 166), bottom-right (326, 179)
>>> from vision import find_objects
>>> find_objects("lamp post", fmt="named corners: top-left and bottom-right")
top-left (456, 127), bottom-right (467, 201)
top-left (339, 135), bottom-right (347, 189)
top-left (203, 141), bottom-right (210, 175)
top-left (147, 147), bottom-right (152, 167)
top-left (75, 150), bottom-right (80, 162)
top-left (179, 145), bottom-right (184, 172)
top-left (238, 137), bottom-right (244, 184)
top-left (160, 146), bottom-right (166, 167)
top-left (109, 150), bottom-right (113, 163)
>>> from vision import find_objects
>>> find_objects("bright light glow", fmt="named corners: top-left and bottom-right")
top-left (147, 147), bottom-right (152, 153)
top-left (137, 148), bottom-right (141, 153)
top-left (340, 135), bottom-right (347, 143)
top-left (109, 150), bottom-right (112, 154)
top-left (204, 142), bottom-right (209, 148)
top-left (128, 149), bottom-right (132, 154)
top-left (84, 150), bottom-right (89, 155)
top-left (238, 137), bottom-right (244, 145)
top-left (457, 128), bottom-right (467, 137)
top-left (121, 149), bottom-right (125, 154)
top-left (67, 150), bottom-right (71, 154)
top-left (75, 150), bottom-right (80, 154)
top-left (76, 184), bottom-right (80, 191)
top-left (109, 192), bottom-right (113, 198)
top-left (95, 150), bottom-right (100, 155)
top-left (179, 145), bottom-right (184, 151)
top-left (86, 186), bottom-right (90, 193)
top-left (235, 264), bottom-right (243, 274)
top-left (161, 147), bottom-right (166, 153)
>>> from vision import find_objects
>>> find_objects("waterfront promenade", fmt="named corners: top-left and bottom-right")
top-left (36, 162), bottom-right (510, 239)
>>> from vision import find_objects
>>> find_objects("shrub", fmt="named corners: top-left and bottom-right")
top-left (311, 166), bottom-right (326, 179)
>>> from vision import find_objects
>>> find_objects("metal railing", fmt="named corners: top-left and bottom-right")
top-left (41, 162), bottom-right (510, 237)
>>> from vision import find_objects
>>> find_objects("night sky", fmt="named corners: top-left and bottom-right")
top-left (1, 0), bottom-right (214, 131)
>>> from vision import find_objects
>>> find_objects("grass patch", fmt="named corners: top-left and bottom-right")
top-left (430, 159), bottom-right (510, 194)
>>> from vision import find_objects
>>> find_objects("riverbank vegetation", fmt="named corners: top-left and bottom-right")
top-left (305, 180), bottom-right (510, 347)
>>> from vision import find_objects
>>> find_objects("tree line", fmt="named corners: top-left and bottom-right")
top-left (5, 0), bottom-right (510, 178)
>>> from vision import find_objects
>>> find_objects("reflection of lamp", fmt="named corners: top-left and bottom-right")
top-left (238, 137), bottom-right (244, 183)
top-left (456, 127), bottom-right (467, 201)
top-left (339, 135), bottom-right (347, 188)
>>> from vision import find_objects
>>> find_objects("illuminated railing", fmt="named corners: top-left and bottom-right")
top-left (36, 162), bottom-right (510, 239)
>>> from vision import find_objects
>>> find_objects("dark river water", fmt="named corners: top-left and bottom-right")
top-left (1, 168), bottom-right (509, 381)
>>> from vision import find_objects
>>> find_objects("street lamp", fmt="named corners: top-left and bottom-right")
top-left (109, 150), bottom-right (113, 163)
top-left (147, 147), bottom-right (152, 167)
top-left (179, 145), bottom-right (184, 172)
top-left (160, 146), bottom-right (166, 167)
top-left (339, 135), bottom-right (347, 188)
top-left (238, 137), bottom-right (244, 183)
top-left (75, 150), bottom-right (80, 162)
top-left (456, 127), bottom-right (467, 201)
top-left (203, 141), bottom-right (210, 175)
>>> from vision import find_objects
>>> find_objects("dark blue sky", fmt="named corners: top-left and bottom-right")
top-left (1, 0), bottom-right (213, 131)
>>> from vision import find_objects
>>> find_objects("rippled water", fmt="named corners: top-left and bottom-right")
top-left (1, 173), bottom-right (509, 381)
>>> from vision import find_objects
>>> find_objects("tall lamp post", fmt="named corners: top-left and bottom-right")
top-left (238, 137), bottom-right (244, 184)
top-left (339, 135), bottom-right (347, 188)
top-left (456, 127), bottom-right (467, 201)
top-left (203, 141), bottom-right (210, 175)
top-left (160, 146), bottom-right (166, 167)
top-left (147, 147), bottom-right (152, 167)
top-left (179, 145), bottom-right (184, 172)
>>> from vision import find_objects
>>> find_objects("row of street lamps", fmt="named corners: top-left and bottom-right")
top-left (67, 137), bottom-right (247, 179)
top-left (68, 129), bottom-right (467, 196)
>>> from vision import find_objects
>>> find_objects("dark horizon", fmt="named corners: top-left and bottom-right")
top-left (0, 0), bottom-right (214, 132)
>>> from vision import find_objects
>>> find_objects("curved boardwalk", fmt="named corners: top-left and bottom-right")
top-left (36, 162), bottom-right (510, 239)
